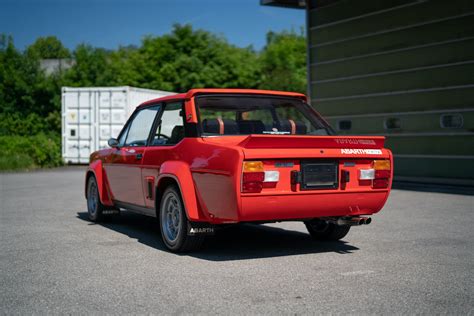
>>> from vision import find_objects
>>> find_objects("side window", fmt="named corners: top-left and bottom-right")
top-left (123, 106), bottom-right (160, 147)
top-left (118, 123), bottom-right (130, 146)
top-left (152, 102), bottom-right (184, 146)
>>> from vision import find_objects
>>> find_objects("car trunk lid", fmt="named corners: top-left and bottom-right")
top-left (238, 135), bottom-right (385, 149)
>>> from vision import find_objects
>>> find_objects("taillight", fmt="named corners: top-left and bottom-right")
top-left (243, 172), bottom-right (264, 182)
top-left (373, 160), bottom-right (390, 170)
top-left (374, 170), bottom-right (390, 178)
top-left (243, 161), bottom-right (264, 172)
top-left (373, 178), bottom-right (390, 188)
top-left (242, 161), bottom-right (279, 193)
top-left (372, 159), bottom-right (391, 189)
top-left (359, 169), bottom-right (375, 180)
top-left (359, 160), bottom-right (391, 189)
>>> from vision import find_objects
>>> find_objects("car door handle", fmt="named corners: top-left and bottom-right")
top-left (135, 153), bottom-right (143, 160)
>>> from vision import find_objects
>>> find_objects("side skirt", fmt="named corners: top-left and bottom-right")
top-left (113, 200), bottom-right (156, 217)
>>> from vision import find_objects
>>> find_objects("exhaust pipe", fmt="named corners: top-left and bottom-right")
top-left (331, 217), bottom-right (372, 226)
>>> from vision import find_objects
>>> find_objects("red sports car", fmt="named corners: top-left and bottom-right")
top-left (86, 89), bottom-right (393, 252)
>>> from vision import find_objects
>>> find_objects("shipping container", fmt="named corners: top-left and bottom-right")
top-left (62, 86), bottom-right (175, 164)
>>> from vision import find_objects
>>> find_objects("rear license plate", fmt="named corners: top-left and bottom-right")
top-left (301, 161), bottom-right (338, 190)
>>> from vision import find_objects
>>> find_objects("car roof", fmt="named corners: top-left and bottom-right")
top-left (137, 88), bottom-right (307, 108)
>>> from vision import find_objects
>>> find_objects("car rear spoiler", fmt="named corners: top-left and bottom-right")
top-left (238, 135), bottom-right (386, 149)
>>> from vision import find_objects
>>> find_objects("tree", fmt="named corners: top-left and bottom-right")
top-left (0, 35), bottom-right (43, 115)
top-left (26, 36), bottom-right (70, 59)
top-left (258, 29), bottom-right (307, 94)
top-left (63, 44), bottom-right (115, 87)
top-left (0, 35), bottom-right (62, 134)
top-left (112, 24), bottom-right (261, 92)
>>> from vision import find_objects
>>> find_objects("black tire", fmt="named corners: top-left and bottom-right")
top-left (305, 220), bottom-right (351, 241)
top-left (159, 185), bottom-right (205, 252)
top-left (86, 176), bottom-right (105, 222)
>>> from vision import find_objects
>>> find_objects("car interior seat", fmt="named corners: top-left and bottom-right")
top-left (237, 120), bottom-right (266, 134)
top-left (278, 120), bottom-right (307, 134)
top-left (169, 125), bottom-right (184, 145)
top-left (202, 119), bottom-right (239, 135)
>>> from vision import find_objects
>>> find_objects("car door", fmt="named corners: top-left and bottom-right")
top-left (141, 101), bottom-right (186, 209)
top-left (105, 105), bottom-right (161, 207)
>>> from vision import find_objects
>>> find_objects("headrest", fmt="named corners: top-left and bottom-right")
top-left (237, 120), bottom-right (266, 134)
top-left (202, 119), bottom-right (239, 135)
top-left (278, 120), bottom-right (307, 134)
top-left (169, 125), bottom-right (184, 144)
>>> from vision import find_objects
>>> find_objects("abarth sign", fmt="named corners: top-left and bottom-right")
top-left (341, 149), bottom-right (383, 155)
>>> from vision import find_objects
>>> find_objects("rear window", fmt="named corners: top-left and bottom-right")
top-left (195, 95), bottom-right (333, 136)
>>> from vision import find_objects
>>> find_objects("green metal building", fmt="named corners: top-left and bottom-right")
top-left (262, 0), bottom-right (474, 186)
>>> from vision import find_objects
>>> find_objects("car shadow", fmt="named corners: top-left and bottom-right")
top-left (76, 211), bottom-right (359, 261)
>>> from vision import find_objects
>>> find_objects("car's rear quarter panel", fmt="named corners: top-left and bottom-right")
top-left (187, 138), bottom-right (244, 223)
top-left (138, 138), bottom-right (244, 222)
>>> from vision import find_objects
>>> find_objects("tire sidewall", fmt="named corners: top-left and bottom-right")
top-left (87, 176), bottom-right (101, 221)
top-left (159, 186), bottom-right (187, 251)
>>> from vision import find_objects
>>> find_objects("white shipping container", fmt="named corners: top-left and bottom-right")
top-left (62, 86), bottom-right (175, 164)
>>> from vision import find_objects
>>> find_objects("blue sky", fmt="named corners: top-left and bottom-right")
top-left (0, 0), bottom-right (305, 51)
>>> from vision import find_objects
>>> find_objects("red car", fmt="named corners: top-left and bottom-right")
top-left (85, 89), bottom-right (393, 252)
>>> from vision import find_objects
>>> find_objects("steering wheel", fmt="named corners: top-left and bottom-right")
top-left (155, 133), bottom-right (170, 140)
top-left (128, 140), bottom-right (147, 146)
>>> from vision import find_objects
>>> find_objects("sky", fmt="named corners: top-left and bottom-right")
top-left (0, 0), bottom-right (305, 51)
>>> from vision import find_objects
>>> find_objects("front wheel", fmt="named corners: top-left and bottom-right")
top-left (159, 186), bottom-right (205, 252)
top-left (304, 220), bottom-right (351, 241)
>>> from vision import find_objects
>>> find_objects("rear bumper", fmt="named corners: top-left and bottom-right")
top-left (239, 191), bottom-right (390, 222)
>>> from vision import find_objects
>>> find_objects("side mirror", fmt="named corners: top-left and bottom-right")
top-left (108, 138), bottom-right (119, 148)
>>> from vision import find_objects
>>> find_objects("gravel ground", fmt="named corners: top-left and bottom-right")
top-left (0, 167), bottom-right (473, 314)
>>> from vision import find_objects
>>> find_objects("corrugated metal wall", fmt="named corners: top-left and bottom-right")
top-left (308, 0), bottom-right (474, 185)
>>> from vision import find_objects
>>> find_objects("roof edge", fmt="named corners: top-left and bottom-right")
top-left (185, 88), bottom-right (307, 101)
top-left (139, 88), bottom-right (308, 108)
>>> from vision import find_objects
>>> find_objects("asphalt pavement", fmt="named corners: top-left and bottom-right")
top-left (1, 167), bottom-right (473, 314)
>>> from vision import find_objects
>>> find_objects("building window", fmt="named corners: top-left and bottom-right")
top-left (384, 117), bottom-right (401, 130)
top-left (440, 114), bottom-right (463, 129)
top-left (337, 120), bottom-right (352, 131)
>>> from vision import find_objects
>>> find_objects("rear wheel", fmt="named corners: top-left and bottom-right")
top-left (305, 220), bottom-right (350, 241)
top-left (159, 186), bottom-right (204, 252)
top-left (87, 176), bottom-right (105, 222)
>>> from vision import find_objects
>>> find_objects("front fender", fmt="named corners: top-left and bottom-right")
top-left (86, 159), bottom-right (114, 206)
top-left (157, 161), bottom-right (203, 222)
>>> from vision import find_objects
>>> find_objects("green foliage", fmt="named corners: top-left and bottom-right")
top-left (109, 24), bottom-right (261, 91)
top-left (64, 44), bottom-right (115, 86)
top-left (259, 29), bottom-right (307, 93)
top-left (0, 35), bottom-right (61, 117)
top-left (26, 36), bottom-right (71, 59)
top-left (0, 112), bottom-right (60, 136)
top-left (0, 134), bottom-right (63, 170)
top-left (0, 35), bottom-right (43, 115)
